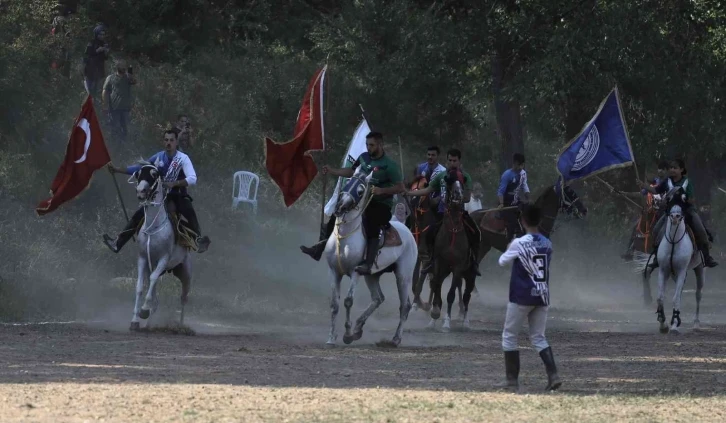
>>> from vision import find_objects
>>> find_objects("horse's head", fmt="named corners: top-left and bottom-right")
top-left (335, 166), bottom-right (372, 216)
top-left (559, 185), bottom-right (588, 218)
top-left (132, 163), bottom-right (161, 202)
top-left (668, 204), bottom-right (684, 226)
top-left (444, 170), bottom-right (464, 210)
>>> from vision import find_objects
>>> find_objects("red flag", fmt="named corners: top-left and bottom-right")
top-left (36, 95), bottom-right (111, 215)
top-left (265, 65), bottom-right (326, 206)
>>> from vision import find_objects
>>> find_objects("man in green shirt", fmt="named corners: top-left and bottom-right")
top-left (642, 158), bottom-right (717, 268)
top-left (300, 131), bottom-right (405, 275)
top-left (405, 148), bottom-right (482, 276)
top-left (102, 58), bottom-right (136, 142)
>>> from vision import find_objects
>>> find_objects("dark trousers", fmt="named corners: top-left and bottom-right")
top-left (119, 193), bottom-right (201, 241)
top-left (364, 201), bottom-right (392, 240)
top-left (109, 109), bottom-right (130, 142)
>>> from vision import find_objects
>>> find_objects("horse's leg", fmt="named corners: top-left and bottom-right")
top-left (670, 268), bottom-right (688, 333)
top-left (693, 266), bottom-right (705, 330)
top-left (412, 256), bottom-right (422, 310)
top-left (429, 265), bottom-right (446, 321)
top-left (140, 257), bottom-right (169, 319)
top-left (472, 244), bottom-right (491, 297)
top-left (342, 272), bottom-right (362, 344)
top-left (462, 273), bottom-right (475, 330)
top-left (656, 268), bottom-right (668, 333)
top-left (327, 268), bottom-right (342, 346)
top-left (391, 265), bottom-right (413, 347)
top-left (348, 275), bottom-right (385, 344)
top-left (443, 274), bottom-right (461, 332)
top-left (130, 257), bottom-right (148, 331)
top-left (642, 265), bottom-right (653, 306)
top-left (457, 283), bottom-right (465, 319)
top-left (172, 256), bottom-right (192, 326)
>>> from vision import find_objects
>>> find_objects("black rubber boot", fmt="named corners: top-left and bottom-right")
top-left (355, 238), bottom-right (381, 275)
top-left (539, 347), bottom-right (562, 391)
top-left (503, 350), bottom-right (520, 391)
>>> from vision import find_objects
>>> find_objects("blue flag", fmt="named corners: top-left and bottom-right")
top-left (556, 87), bottom-right (634, 186)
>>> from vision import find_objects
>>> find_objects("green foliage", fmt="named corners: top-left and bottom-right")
top-left (2, 0), bottom-right (726, 320)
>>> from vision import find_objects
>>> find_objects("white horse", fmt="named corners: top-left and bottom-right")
top-left (635, 202), bottom-right (705, 334)
top-left (323, 167), bottom-right (418, 347)
top-left (129, 163), bottom-right (192, 331)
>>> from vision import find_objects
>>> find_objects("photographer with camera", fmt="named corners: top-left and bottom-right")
top-left (102, 58), bottom-right (136, 143)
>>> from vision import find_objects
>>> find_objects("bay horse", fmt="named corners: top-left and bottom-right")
top-left (469, 184), bottom-right (588, 270)
top-left (323, 166), bottom-right (418, 347)
top-left (427, 178), bottom-right (477, 331)
top-left (129, 163), bottom-right (192, 331)
top-left (407, 176), bottom-right (466, 314)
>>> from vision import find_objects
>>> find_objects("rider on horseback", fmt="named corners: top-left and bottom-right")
top-left (301, 131), bottom-right (404, 275)
top-left (642, 159), bottom-right (717, 268)
top-left (102, 130), bottom-right (211, 253)
top-left (497, 153), bottom-right (530, 241)
top-left (620, 160), bottom-right (668, 260)
top-left (406, 148), bottom-right (482, 276)
top-left (404, 146), bottom-right (446, 228)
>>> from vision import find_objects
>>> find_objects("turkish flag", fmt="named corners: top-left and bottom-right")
top-left (36, 95), bottom-right (111, 215)
top-left (265, 65), bottom-right (326, 206)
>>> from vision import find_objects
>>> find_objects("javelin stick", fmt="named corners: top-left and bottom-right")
top-left (108, 166), bottom-right (135, 241)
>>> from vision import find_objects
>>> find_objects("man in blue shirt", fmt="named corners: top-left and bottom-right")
top-left (497, 204), bottom-right (561, 392)
top-left (102, 130), bottom-right (211, 254)
top-left (497, 153), bottom-right (530, 240)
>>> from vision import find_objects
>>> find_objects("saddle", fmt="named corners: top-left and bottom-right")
top-left (134, 212), bottom-right (199, 252)
top-left (379, 224), bottom-right (403, 248)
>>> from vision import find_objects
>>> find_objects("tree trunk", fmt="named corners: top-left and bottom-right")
top-left (492, 48), bottom-right (524, 174)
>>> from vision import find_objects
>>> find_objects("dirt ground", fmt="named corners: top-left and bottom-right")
top-left (2, 275), bottom-right (726, 423)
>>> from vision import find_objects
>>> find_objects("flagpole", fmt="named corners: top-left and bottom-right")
top-left (594, 176), bottom-right (643, 211)
top-left (614, 86), bottom-right (641, 184)
top-left (320, 60), bottom-right (330, 234)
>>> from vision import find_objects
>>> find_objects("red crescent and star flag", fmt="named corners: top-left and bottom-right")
top-left (265, 65), bottom-right (326, 207)
top-left (36, 95), bottom-right (111, 215)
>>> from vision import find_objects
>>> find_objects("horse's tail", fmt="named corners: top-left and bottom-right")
top-left (631, 250), bottom-right (653, 275)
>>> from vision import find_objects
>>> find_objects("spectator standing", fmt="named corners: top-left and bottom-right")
top-left (82, 23), bottom-right (109, 99)
top-left (102, 59), bottom-right (136, 142)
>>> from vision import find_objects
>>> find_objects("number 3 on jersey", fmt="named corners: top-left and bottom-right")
top-left (533, 254), bottom-right (548, 282)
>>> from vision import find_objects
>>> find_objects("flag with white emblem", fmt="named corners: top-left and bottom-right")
top-left (36, 95), bottom-right (111, 215)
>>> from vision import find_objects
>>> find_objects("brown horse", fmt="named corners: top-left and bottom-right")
top-left (427, 179), bottom-right (477, 331)
top-left (407, 177), bottom-right (466, 314)
top-left (470, 184), bottom-right (588, 269)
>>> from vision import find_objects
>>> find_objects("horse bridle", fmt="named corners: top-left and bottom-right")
top-left (130, 164), bottom-right (164, 207)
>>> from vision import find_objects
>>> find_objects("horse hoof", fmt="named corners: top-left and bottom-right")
top-left (376, 339), bottom-right (399, 348)
top-left (659, 325), bottom-right (669, 334)
top-left (343, 331), bottom-right (362, 345)
top-left (412, 302), bottom-right (419, 311)
top-left (426, 319), bottom-right (436, 329)
top-left (129, 322), bottom-right (140, 331)
top-left (430, 308), bottom-right (441, 320)
top-left (693, 321), bottom-right (701, 331)
top-left (138, 309), bottom-right (150, 320)
top-left (463, 319), bottom-right (471, 330)
top-left (670, 326), bottom-right (680, 335)
top-left (422, 303), bottom-right (432, 312)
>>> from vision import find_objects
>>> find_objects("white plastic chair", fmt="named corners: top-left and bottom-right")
top-left (232, 171), bottom-right (259, 214)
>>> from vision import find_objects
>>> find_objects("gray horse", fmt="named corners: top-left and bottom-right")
top-left (129, 163), bottom-right (192, 331)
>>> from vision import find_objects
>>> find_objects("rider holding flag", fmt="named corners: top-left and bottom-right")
top-left (102, 130), bottom-right (211, 254)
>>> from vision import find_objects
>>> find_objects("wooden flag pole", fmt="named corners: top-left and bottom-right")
top-left (594, 176), bottom-right (643, 211)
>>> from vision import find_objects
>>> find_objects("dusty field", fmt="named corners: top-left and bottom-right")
top-left (2, 274), bottom-right (726, 423)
